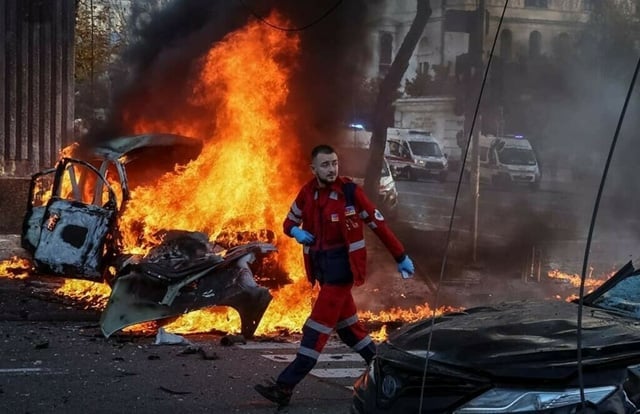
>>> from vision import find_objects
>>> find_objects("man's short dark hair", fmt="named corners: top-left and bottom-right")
top-left (311, 144), bottom-right (336, 160)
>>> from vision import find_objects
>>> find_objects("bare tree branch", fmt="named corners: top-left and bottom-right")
top-left (364, 0), bottom-right (432, 198)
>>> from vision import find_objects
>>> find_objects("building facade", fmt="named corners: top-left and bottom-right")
top-left (0, 0), bottom-right (76, 176)
top-left (365, 0), bottom-right (599, 86)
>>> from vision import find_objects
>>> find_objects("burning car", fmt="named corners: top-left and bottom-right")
top-left (21, 133), bottom-right (277, 338)
top-left (352, 261), bottom-right (640, 413)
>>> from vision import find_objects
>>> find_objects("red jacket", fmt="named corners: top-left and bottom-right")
top-left (283, 176), bottom-right (406, 286)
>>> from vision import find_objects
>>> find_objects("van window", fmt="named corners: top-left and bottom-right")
top-left (498, 148), bottom-right (537, 166)
top-left (409, 141), bottom-right (442, 157)
top-left (389, 140), bottom-right (402, 157)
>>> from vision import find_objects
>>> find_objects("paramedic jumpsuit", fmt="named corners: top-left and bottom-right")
top-left (276, 176), bottom-right (407, 388)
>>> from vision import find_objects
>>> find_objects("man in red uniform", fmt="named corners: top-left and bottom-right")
top-left (255, 144), bottom-right (415, 407)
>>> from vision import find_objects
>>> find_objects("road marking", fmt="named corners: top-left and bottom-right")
top-left (310, 368), bottom-right (364, 378)
top-left (247, 341), bottom-right (366, 381)
top-left (238, 341), bottom-right (348, 350)
top-left (261, 353), bottom-right (362, 363)
top-left (0, 368), bottom-right (51, 374)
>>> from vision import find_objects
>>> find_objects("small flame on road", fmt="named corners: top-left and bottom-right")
top-left (547, 269), bottom-right (605, 290)
top-left (0, 257), bottom-right (31, 279)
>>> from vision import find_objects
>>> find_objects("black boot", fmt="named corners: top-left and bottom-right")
top-left (254, 379), bottom-right (293, 407)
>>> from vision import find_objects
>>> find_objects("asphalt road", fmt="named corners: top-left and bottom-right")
top-left (393, 174), bottom-right (640, 275)
top-left (0, 318), bottom-right (357, 414)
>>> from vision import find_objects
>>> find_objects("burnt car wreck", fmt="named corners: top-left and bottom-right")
top-left (352, 261), bottom-right (640, 414)
top-left (20, 134), bottom-right (276, 339)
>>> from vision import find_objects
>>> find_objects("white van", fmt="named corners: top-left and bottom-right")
top-left (385, 128), bottom-right (448, 182)
top-left (467, 134), bottom-right (541, 189)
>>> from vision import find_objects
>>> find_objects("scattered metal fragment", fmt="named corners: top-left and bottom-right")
top-left (220, 334), bottom-right (246, 346)
top-left (33, 339), bottom-right (49, 349)
top-left (158, 386), bottom-right (192, 395)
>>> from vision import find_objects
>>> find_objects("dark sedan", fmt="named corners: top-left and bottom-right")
top-left (352, 261), bottom-right (640, 413)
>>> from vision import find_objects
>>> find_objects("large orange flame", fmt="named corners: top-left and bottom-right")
top-left (117, 15), bottom-right (308, 335)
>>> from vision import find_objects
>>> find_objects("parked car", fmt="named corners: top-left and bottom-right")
top-left (20, 133), bottom-right (278, 338)
top-left (352, 260), bottom-right (640, 413)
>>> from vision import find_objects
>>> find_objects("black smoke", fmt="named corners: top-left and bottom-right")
top-left (85, 0), bottom-right (381, 154)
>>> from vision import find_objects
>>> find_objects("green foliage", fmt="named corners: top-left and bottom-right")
top-left (74, 0), bottom-right (126, 120)
top-left (74, 0), bottom-right (122, 83)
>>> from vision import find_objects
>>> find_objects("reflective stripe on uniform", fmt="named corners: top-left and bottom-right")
top-left (367, 222), bottom-right (377, 229)
top-left (287, 212), bottom-right (302, 224)
top-left (298, 346), bottom-right (321, 360)
top-left (305, 318), bottom-right (333, 335)
top-left (353, 335), bottom-right (373, 352)
top-left (291, 202), bottom-right (302, 216)
top-left (303, 246), bottom-right (310, 254)
top-left (349, 239), bottom-right (365, 252)
top-left (335, 314), bottom-right (358, 330)
top-left (359, 211), bottom-right (369, 219)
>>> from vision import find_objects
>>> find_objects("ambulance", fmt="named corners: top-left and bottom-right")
top-left (467, 134), bottom-right (541, 189)
top-left (384, 128), bottom-right (449, 182)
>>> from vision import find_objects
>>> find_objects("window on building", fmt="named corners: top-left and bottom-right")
top-left (379, 32), bottom-right (393, 75)
top-left (529, 31), bottom-right (542, 58)
top-left (525, 0), bottom-right (548, 8)
top-left (500, 29), bottom-right (512, 61)
top-left (553, 32), bottom-right (571, 59)
top-left (417, 37), bottom-right (430, 74)
top-left (583, 0), bottom-right (595, 10)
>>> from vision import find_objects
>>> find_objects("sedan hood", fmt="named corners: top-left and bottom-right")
top-left (389, 300), bottom-right (640, 378)
top-left (90, 133), bottom-right (202, 160)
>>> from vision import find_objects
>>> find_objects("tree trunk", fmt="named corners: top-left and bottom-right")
top-left (364, 0), bottom-right (432, 198)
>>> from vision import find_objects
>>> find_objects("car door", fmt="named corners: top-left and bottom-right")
top-left (27, 157), bottom-right (119, 281)
top-left (22, 168), bottom-right (56, 253)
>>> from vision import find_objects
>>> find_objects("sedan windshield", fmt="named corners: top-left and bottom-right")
top-left (497, 148), bottom-right (537, 166)
top-left (409, 141), bottom-right (442, 157)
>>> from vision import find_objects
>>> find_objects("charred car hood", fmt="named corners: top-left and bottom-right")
top-left (388, 300), bottom-right (640, 378)
top-left (91, 133), bottom-right (202, 160)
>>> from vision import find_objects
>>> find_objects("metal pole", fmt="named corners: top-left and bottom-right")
top-left (90, 0), bottom-right (95, 117)
top-left (472, 115), bottom-right (481, 263)
top-left (471, 0), bottom-right (485, 263)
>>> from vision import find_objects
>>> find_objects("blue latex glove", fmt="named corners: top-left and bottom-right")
top-left (290, 226), bottom-right (315, 245)
top-left (397, 255), bottom-right (415, 279)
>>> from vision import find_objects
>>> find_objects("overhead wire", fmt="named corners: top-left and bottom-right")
top-left (575, 52), bottom-right (640, 408)
top-left (418, 1), bottom-right (510, 411)
top-left (237, 0), bottom-right (344, 32)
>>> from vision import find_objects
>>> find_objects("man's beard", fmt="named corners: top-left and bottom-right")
top-left (317, 175), bottom-right (336, 186)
